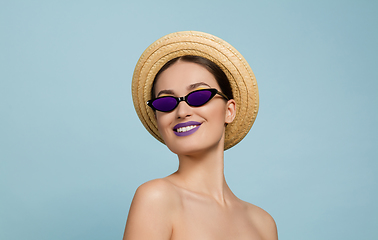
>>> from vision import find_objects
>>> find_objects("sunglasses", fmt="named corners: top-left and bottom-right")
top-left (147, 88), bottom-right (229, 112)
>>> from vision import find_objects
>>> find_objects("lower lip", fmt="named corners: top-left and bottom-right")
top-left (174, 125), bottom-right (200, 137)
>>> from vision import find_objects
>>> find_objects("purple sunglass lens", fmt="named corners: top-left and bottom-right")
top-left (153, 97), bottom-right (177, 111)
top-left (187, 90), bottom-right (212, 106)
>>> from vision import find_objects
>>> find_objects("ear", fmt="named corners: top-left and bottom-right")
top-left (225, 99), bottom-right (236, 124)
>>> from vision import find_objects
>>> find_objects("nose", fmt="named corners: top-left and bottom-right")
top-left (175, 100), bottom-right (192, 119)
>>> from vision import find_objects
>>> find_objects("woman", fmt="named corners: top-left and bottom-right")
top-left (124, 31), bottom-right (278, 240)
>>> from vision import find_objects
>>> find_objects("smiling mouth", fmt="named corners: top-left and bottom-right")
top-left (175, 125), bottom-right (198, 133)
top-left (173, 121), bottom-right (202, 136)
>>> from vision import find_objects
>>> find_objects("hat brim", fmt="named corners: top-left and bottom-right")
top-left (132, 31), bottom-right (259, 150)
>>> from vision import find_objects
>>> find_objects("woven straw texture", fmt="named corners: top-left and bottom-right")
top-left (132, 31), bottom-right (259, 150)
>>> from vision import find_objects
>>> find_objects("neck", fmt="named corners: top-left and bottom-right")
top-left (170, 141), bottom-right (232, 204)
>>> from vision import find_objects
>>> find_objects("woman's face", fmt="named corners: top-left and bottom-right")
top-left (153, 60), bottom-right (236, 155)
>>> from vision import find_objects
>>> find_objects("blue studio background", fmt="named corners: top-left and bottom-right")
top-left (1, 0), bottom-right (377, 239)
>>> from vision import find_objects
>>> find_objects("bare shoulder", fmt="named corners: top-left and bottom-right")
top-left (123, 179), bottom-right (180, 240)
top-left (129, 178), bottom-right (182, 218)
top-left (244, 201), bottom-right (278, 240)
top-left (134, 178), bottom-right (180, 203)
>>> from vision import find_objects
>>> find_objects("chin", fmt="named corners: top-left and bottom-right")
top-left (168, 145), bottom-right (203, 156)
top-left (165, 138), bottom-right (223, 156)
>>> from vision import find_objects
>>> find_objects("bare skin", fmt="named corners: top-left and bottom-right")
top-left (123, 61), bottom-right (278, 240)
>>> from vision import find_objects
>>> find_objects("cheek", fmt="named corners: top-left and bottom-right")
top-left (200, 103), bottom-right (227, 126)
top-left (155, 113), bottom-right (165, 129)
top-left (210, 102), bottom-right (227, 118)
top-left (155, 113), bottom-right (173, 135)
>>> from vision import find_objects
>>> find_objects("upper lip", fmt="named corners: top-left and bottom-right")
top-left (173, 121), bottom-right (202, 131)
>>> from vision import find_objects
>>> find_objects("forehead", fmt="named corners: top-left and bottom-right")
top-left (154, 61), bottom-right (220, 93)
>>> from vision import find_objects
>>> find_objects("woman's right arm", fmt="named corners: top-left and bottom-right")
top-left (123, 179), bottom-right (177, 240)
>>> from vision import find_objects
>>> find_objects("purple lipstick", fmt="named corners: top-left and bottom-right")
top-left (173, 121), bottom-right (202, 137)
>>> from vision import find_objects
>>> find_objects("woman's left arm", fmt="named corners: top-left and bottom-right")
top-left (248, 204), bottom-right (278, 240)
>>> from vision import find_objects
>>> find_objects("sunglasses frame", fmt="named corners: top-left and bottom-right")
top-left (147, 88), bottom-right (229, 112)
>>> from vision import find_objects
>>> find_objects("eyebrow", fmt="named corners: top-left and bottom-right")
top-left (156, 82), bottom-right (211, 97)
top-left (156, 89), bottom-right (174, 97)
top-left (187, 82), bottom-right (211, 90)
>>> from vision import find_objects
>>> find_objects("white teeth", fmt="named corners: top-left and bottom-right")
top-left (176, 125), bottom-right (197, 133)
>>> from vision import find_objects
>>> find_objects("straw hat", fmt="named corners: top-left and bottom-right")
top-left (132, 31), bottom-right (259, 150)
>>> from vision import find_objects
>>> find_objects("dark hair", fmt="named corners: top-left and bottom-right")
top-left (151, 55), bottom-right (233, 100)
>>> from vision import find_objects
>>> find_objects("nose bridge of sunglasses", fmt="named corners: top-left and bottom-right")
top-left (178, 96), bottom-right (191, 108)
top-left (177, 96), bottom-right (186, 102)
